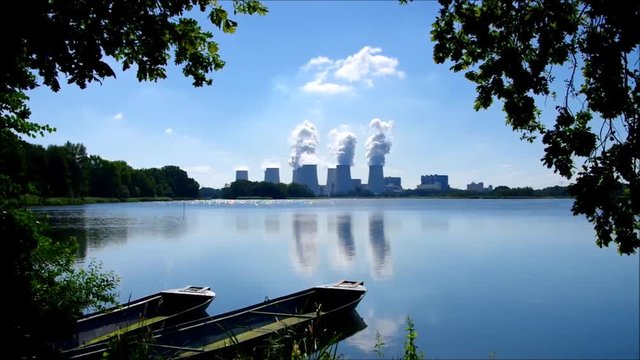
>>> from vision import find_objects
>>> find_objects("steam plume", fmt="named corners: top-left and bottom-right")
top-left (329, 127), bottom-right (357, 166)
top-left (366, 118), bottom-right (394, 166)
top-left (289, 120), bottom-right (319, 168)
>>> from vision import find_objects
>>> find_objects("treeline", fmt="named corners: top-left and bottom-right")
top-left (2, 137), bottom-right (200, 199)
top-left (219, 180), bottom-right (315, 199)
top-left (397, 185), bottom-right (570, 198)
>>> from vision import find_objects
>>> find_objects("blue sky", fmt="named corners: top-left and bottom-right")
top-left (27, 1), bottom-right (567, 190)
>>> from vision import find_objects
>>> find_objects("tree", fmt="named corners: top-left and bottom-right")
top-left (429, 0), bottom-right (639, 254)
top-left (1, 1), bottom-right (268, 358)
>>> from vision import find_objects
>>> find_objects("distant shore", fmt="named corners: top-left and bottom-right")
top-left (23, 194), bottom-right (573, 206)
top-left (23, 195), bottom-right (176, 206)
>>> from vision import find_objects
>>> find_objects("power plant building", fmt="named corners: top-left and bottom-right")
top-left (235, 170), bottom-right (249, 181)
top-left (264, 168), bottom-right (280, 184)
top-left (467, 182), bottom-right (493, 192)
top-left (385, 177), bottom-right (402, 191)
top-left (417, 174), bottom-right (449, 191)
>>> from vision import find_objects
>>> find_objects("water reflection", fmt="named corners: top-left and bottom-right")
top-left (421, 213), bottom-right (450, 231)
top-left (368, 213), bottom-right (393, 279)
top-left (235, 212), bottom-right (250, 232)
top-left (264, 214), bottom-right (280, 235)
top-left (34, 206), bottom-right (189, 261)
top-left (330, 213), bottom-right (356, 270)
top-left (346, 309), bottom-right (404, 354)
top-left (291, 213), bottom-right (318, 275)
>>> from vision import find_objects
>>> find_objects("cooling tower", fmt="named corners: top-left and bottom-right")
top-left (264, 168), bottom-right (280, 184)
top-left (325, 168), bottom-right (336, 196)
top-left (235, 170), bottom-right (249, 181)
top-left (335, 165), bottom-right (353, 195)
top-left (295, 164), bottom-right (319, 195)
top-left (367, 165), bottom-right (385, 194)
top-left (292, 168), bottom-right (299, 184)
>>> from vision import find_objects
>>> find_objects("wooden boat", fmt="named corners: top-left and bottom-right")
top-left (60, 285), bottom-right (215, 351)
top-left (66, 280), bottom-right (366, 359)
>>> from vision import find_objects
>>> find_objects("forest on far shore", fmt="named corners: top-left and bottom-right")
top-left (3, 137), bottom-right (200, 200)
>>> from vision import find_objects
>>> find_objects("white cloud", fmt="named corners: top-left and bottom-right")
top-left (112, 112), bottom-right (124, 121)
top-left (335, 46), bottom-right (404, 82)
top-left (302, 76), bottom-right (351, 94)
top-left (303, 56), bottom-right (333, 70)
top-left (164, 128), bottom-right (173, 134)
top-left (300, 46), bottom-right (404, 95)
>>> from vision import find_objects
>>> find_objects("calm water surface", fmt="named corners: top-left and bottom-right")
top-left (34, 199), bottom-right (639, 359)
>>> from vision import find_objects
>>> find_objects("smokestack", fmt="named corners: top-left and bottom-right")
top-left (295, 164), bottom-right (319, 195)
top-left (368, 165), bottom-right (385, 194)
top-left (335, 164), bottom-right (353, 195)
top-left (264, 168), bottom-right (280, 184)
top-left (326, 168), bottom-right (336, 196)
top-left (235, 170), bottom-right (248, 181)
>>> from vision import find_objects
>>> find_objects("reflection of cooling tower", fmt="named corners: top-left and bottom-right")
top-left (369, 213), bottom-right (392, 279)
top-left (368, 165), bottom-right (385, 194)
top-left (294, 164), bottom-right (319, 195)
top-left (335, 165), bottom-right (353, 195)
top-left (326, 168), bottom-right (336, 196)
top-left (236, 170), bottom-right (248, 181)
top-left (264, 168), bottom-right (280, 184)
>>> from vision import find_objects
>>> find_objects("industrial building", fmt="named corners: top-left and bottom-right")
top-left (384, 177), bottom-right (402, 192)
top-left (235, 170), bottom-right (249, 181)
top-left (467, 182), bottom-right (493, 192)
top-left (417, 174), bottom-right (449, 191)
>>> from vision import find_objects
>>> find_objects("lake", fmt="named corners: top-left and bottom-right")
top-left (33, 199), bottom-right (639, 359)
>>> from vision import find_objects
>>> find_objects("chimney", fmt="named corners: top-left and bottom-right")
top-left (335, 164), bottom-right (353, 195)
top-left (367, 165), bottom-right (385, 194)
top-left (264, 168), bottom-right (280, 184)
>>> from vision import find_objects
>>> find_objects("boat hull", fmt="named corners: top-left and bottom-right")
top-left (65, 280), bottom-right (366, 360)
top-left (61, 285), bottom-right (214, 352)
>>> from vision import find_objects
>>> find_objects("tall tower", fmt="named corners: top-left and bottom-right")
top-left (335, 165), bottom-right (353, 195)
top-left (264, 168), bottom-right (280, 184)
top-left (325, 168), bottom-right (336, 196)
top-left (368, 165), bottom-right (385, 194)
top-left (294, 164), bottom-right (319, 195)
top-left (235, 170), bottom-right (248, 181)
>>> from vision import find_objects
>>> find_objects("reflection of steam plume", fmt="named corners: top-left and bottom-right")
top-left (368, 213), bottom-right (393, 279)
top-left (365, 118), bottom-right (394, 166)
top-left (329, 128), bottom-right (357, 166)
top-left (289, 120), bottom-right (319, 169)
top-left (236, 212), bottom-right (249, 232)
top-left (291, 213), bottom-right (318, 274)
top-left (264, 214), bottom-right (280, 234)
top-left (336, 214), bottom-right (356, 266)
